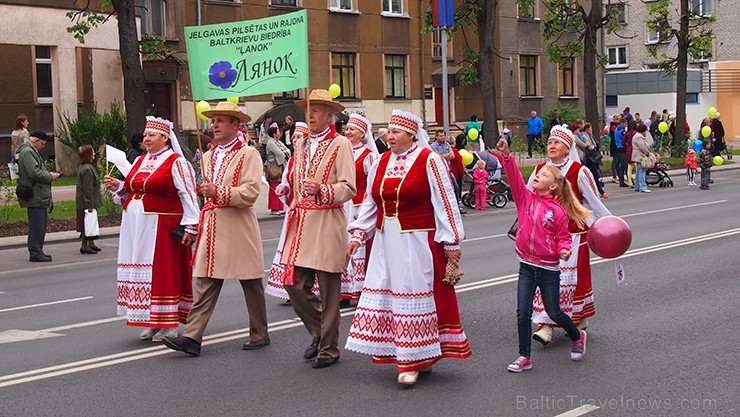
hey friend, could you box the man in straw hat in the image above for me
[275,89,356,368]
[163,101,270,356]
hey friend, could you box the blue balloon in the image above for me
[693,140,703,152]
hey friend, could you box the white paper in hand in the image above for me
[105,145,132,177]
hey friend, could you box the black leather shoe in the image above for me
[89,245,102,252]
[339,299,351,308]
[162,336,201,356]
[303,336,320,360]
[242,336,270,350]
[29,255,52,262]
[80,247,97,254]
[312,356,339,369]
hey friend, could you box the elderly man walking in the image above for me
[276,89,356,369]
[163,101,269,356]
[16,131,60,262]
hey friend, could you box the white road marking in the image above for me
[0,330,64,344]
[553,405,600,417]
[0,296,93,313]
[41,317,127,333]
[0,258,115,277]
[620,200,726,218]
[1,227,738,387]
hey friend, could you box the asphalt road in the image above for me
[0,170,738,417]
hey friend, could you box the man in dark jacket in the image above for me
[711,113,725,157]
[16,131,60,262]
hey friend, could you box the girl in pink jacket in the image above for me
[496,139,591,373]
[473,159,489,210]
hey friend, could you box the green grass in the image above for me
[52,176,78,187]
[1,201,118,223]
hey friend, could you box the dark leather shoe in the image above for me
[312,356,339,369]
[162,336,201,356]
[29,255,52,262]
[303,336,320,360]
[80,247,97,254]
[242,336,270,350]
[89,245,102,252]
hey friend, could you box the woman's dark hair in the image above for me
[623,107,631,112]
[455,133,467,150]
[584,122,592,130]
[15,114,28,130]
[628,120,637,131]
[267,126,279,137]
[569,123,581,133]
[470,114,478,121]
[77,144,95,164]
[635,123,648,133]
[130,133,144,148]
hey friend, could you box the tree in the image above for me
[646,0,714,146]
[424,1,500,146]
[520,0,626,131]
[66,0,147,139]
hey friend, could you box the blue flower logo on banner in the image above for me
[209,61,237,89]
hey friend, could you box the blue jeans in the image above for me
[516,263,580,358]
[635,163,648,191]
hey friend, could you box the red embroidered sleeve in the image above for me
[215,185,230,206]
[317,183,335,205]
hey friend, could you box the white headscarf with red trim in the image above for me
[346,113,378,154]
[387,109,431,150]
[144,116,183,157]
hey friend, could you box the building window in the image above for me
[331,53,356,99]
[605,95,618,107]
[35,46,53,104]
[329,0,353,11]
[385,54,406,98]
[692,0,712,16]
[137,0,168,36]
[606,3,627,24]
[432,27,452,59]
[519,55,537,97]
[518,0,535,19]
[606,46,628,68]
[558,59,575,97]
[646,27,660,44]
[691,48,712,62]
[686,93,699,104]
[272,0,298,6]
[383,0,403,15]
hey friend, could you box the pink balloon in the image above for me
[644,119,651,128]
[587,216,632,259]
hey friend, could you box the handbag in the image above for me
[507,218,518,241]
[15,183,33,200]
[443,259,464,286]
[170,225,186,242]
[264,162,283,182]
[83,209,100,239]
[641,154,656,169]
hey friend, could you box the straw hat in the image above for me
[296,89,345,112]
[202,101,251,123]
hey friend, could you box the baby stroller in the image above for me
[645,160,674,188]
[460,151,510,208]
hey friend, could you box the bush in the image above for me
[544,103,586,133]
[55,101,128,168]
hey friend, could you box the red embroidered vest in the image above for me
[352,147,373,206]
[535,161,587,234]
[372,148,435,232]
[124,153,183,214]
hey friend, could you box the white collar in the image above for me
[217,136,240,150]
[394,144,419,157]
[310,127,331,142]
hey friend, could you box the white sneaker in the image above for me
[152,328,178,342]
[139,328,159,340]
[397,371,419,385]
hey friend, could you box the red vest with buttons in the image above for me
[372,147,435,231]
[535,161,587,234]
[352,147,373,206]
[123,152,183,214]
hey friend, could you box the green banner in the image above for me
[185,10,309,100]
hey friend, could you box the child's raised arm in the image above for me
[497,139,528,207]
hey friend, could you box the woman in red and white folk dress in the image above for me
[345,110,471,386]
[104,117,199,342]
[340,114,378,302]
[265,123,320,302]
[527,125,611,345]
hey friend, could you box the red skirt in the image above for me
[268,181,283,211]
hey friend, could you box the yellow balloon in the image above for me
[707,107,717,118]
[468,128,479,141]
[328,84,341,99]
[227,96,239,104]
[196,101,210,121]
[462,152,474,166]
[713,156,724,166]
[658,121,668,134]
[701,125,711,138]
[459,149,468,156]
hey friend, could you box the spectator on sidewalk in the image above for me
[11,114,30,160]
[17,131,60,262]
[75,144,103,254]
[527,111,544,158]
[465,115,482,151]
[711,113,725,157]
[126,133,146,164]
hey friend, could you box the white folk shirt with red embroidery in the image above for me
[305,127,332,175]
[349,145,465,250]
[210,136,241,182]
[353,142,378,174]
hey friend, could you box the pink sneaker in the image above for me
[507,356,533,373]
[571,330,587,361]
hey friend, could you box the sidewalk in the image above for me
[2,160,737,251]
